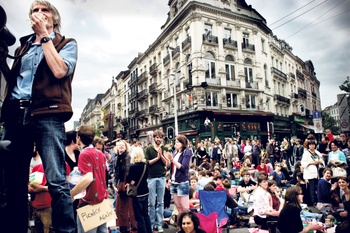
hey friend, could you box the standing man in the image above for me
[0,1,77,232]
[251,140,261,167]
[71,125,108,232]
[318,136,330,165]
[223,138,234,170]
[145,130,170,233]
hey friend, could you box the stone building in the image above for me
[80,0,322,145]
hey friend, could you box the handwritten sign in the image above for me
[77,199,117,232]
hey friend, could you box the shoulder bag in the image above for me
[127,164,146,197]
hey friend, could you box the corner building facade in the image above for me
[116,0,321,145]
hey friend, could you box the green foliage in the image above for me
[95,129,102,137]
[322,111,339,133]
[339,76,350,92]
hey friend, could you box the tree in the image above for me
[339,76,350,92]
[322,111,339,134]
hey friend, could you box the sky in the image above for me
[1,0,349,130]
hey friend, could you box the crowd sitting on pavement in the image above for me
[23,127,350,233]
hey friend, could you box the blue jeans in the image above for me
[308,178,318,204]
[1,109,76,233]
[77,215,107,233]
[148,177,166,228]
[132,195,152,233]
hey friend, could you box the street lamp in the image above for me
[169,47,178,136]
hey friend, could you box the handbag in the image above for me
[331,167,347,178]
[127,164,146,197]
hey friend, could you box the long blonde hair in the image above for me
[115,140,130,154]
[131,147,146,163]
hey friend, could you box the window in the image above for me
[187,63,192,84]
[246,95,256,109]
[226,93,238,108]
[206,91,218,107]
[224,28,231,39]
[244,59,253,85]
[244,68,253,85]
[187,55,192,84]
[261,38,265,52]
[225,55,235,81]
[205,52,216,79]
[204,24,212,35]
[243,33,249,47]
[264,64,268,86]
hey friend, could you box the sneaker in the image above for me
[152,225,158,233]
[157,226,164,233]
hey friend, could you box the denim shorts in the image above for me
[170,181,189,196]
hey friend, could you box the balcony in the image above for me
[227,79,241,88]
[172,46,180,58]
[245,81,258,89]
[274,94,291,105]
[296,70,305,80]
[202,34,218,44]
[149,63,158,76]
[182,36,191,50]
[149,83,158,94]
[289,72,296,79]
[121,118,129,126]
[205,78,221,85]
[298,87,307,99]
[271,67,287,81]
[128,76,138,86]
[163,54,170,65]
[312,92,317,98]
[137,71,148,84]
[241,43,255,52]
[149,104,158,114]
[129,126,138,134]
[223,38,238,49]
[129,108,137,116]
[136,109,148,118]
[129,91,138,100]
[137,89,148,100]
[291,92,298,103]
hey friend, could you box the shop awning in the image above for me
[298,123,315,130]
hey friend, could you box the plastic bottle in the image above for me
[238,196,243,206]
[68,167,86,199]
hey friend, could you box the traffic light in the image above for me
[167,127,174,140]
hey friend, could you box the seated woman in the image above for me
[328,140,347,166]
[256,159,268,175]
[277,186,325,233]
[189,187,200,211]
[270,162,290,189]
[316,168,338,213]
[176,210,206,233]
[328,176,350,223]
[295,172,312,207]
[290,161,302,185]
[264,157,274,175]
[252,173,280,230]
[267,180,284,214]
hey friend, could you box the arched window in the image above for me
[244,58,253,86]
[264,64,268,86]
[225,55,235,81]
[244,58,252,65]
[205,51,216,79]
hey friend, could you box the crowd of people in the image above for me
[23,125,350,233]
